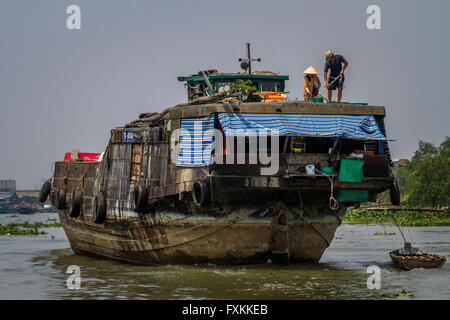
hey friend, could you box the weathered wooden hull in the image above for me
[58,207,344,264]
[50,158,351,264]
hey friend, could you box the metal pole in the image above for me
[318,74,342,96]
[246,42,251,75]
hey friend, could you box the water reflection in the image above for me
[1,212,448,299]
[41,251,375,300]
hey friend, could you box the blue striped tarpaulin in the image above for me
[217,113,387,140]
[176,115,215,167]
[364,116,393,163]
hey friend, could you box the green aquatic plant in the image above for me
[45,218,61,226]
[344,209,450,226]
[382,290,414,298]
[0,223,46,236]
[0,220,62,236]
[374,231,396,236]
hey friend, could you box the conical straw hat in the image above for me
[303,66,318,75]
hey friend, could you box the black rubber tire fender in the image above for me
[39,181,51,203]
[390,178,400,206]
[56,189,66,210]
[70,189,82,218]
[131,184,149,213]
[94,192,107,224]
[192,180,210,208]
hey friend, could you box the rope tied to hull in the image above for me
[314,168,338,210]
[48,173,55,193]
[96,139,112,195]
[77,169,87,194]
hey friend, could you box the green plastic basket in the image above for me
[310,96,324,103]
[320,167,334,174]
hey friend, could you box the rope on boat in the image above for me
[314,168,338,210]
[391,214,412,248]
[83,207,264,251]
[307,222,330,247]
[279,201,333,247]
[48,172,55,193]
[77,169,87,194]
[407,227,414,244]
[331,211,342,225]
[96,138,112,195]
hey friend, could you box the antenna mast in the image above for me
[238,42,261,76]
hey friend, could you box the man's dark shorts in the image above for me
[328,75,345,90]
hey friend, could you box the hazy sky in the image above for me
[1,0,449,189]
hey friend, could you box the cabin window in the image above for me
[214,81,233,93]
[187,82,207,101]
[261,80,283,92]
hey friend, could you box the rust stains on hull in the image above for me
[58,208,342,265]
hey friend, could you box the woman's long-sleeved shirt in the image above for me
[303,75,321,100]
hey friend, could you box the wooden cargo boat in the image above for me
[40,66,399,265]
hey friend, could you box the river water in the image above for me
[0,212,448,300]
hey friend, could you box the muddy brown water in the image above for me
[0,212,448,299]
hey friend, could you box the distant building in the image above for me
[392,159,410,167]
[0,179,16,200]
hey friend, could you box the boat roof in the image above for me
[0,193,14,200]
[165,101,386,119]
[178,70,289,82]
[124,101,386,128]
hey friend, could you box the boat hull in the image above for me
[58,207,344,265]
[390,252,446,270]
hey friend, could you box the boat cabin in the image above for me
[177,69,289,102]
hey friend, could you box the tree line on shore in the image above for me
[394,136,449,209]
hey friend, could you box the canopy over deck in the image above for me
[217,113,386,140]
[175,110,390,167]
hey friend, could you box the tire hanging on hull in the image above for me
[192,180,210,208]
[39,180,51,203]
[390,178,400,205]
[56,189,66,210]
[94,192,107,223]
[131,184,149,213]
[70,189,82,218]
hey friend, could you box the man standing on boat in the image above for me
[324,50,348,103]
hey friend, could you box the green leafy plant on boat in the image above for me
[229,79,261,102]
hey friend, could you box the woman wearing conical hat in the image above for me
[303,66,321,101]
